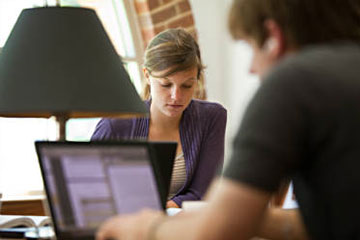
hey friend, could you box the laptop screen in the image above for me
[36,141,163,236]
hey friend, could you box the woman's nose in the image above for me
[170,86,181,100]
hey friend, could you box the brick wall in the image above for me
[134,0,196,46]
[134,0,206,99]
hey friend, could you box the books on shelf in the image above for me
[0,215,51,228]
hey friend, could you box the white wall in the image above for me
[189,0,260,162]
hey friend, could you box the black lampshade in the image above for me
[0,7,148,118]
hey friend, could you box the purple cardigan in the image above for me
[91,99,227,207]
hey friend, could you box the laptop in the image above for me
[35,140,176,240]
[147,141,177,206]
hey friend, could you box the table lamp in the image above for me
[0,7,148,140]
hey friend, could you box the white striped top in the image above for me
[168,152,187,199]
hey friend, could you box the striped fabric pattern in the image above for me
[168,152,187,199]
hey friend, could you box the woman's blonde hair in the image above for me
[141,28,206,100]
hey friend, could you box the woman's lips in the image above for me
[167,104,183,109]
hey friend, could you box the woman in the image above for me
[91,28,227,208]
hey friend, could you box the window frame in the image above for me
[0,0,145,197]
[120,0,145,91]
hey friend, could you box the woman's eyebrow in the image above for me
[185,77,197,82]
[158,76,196,83]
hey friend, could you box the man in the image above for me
[96,0,360,239]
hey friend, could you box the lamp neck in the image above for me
[55,115,68,141]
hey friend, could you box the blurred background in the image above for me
[0,0,259,197]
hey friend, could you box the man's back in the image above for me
[287,42,360,239]
[225,41,360,239]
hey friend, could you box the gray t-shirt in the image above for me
[223,42,360,239]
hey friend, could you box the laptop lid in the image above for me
[35,141,171,239]
[147,141,177,206]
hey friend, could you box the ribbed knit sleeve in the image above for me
[91,101,150,141]
[171,100,227,207]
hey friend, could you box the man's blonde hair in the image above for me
[228,0,360,48]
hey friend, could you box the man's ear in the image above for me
[143,68,151,84]
[263,19,286,58]
[263,38,277,52]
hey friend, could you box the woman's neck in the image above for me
[149,105,182,154]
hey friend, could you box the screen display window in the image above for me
[40,145,162,231]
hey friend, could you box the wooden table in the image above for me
[1,195,46,216]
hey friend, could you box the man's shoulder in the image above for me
[276,42,360,74]
[264,42,360,90]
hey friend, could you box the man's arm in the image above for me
[175,178,272,240]
[96,178,308,240]
[159,179,309,240]
[257,207,309,240]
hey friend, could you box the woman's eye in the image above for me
[161,84,172,88]
[182,85,193,89]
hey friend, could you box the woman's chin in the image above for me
[164,110,183,118]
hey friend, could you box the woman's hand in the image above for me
[166,200,180,208]
[96,209,164,240]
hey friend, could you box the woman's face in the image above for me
[145,67,198,118]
